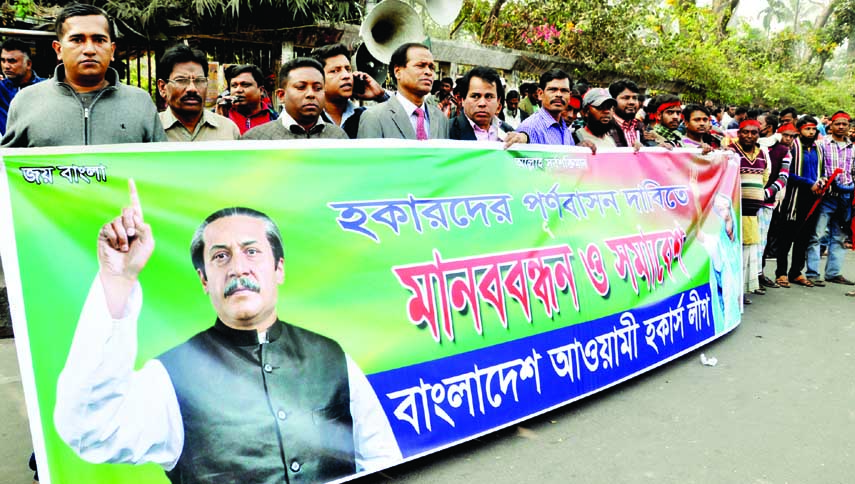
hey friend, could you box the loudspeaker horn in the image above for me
[360,0,425,64]
[421,0,464,26]
[354,43,389,85]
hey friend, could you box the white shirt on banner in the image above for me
[54,277,401,472]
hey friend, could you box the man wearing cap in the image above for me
[805,111,855,286]
[775,116,826,287]
[649,94,684,148]
[575,88,617,149]
[730,119,774,303]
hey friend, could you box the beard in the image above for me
[614,107,635,121]
[587,119,612,137]
[799,134,817,144]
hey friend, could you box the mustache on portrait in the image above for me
[224,277,261,297]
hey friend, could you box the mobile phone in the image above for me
[353,74,366,96]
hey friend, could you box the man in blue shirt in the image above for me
[516,69,578,146]
[0,38,44,134]
[775,116,826,287]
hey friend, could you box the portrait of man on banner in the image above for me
[697,190,743,332]
[53,180,401,484]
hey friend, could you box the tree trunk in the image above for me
[712,0,740,37]
[793,0,801,34]
[814,0,839,30]
[805,0,839,64]
[848,24,855,60]
[479,0,508,44]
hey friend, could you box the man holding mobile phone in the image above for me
[312,43,389,138]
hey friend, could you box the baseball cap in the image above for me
[582,88,616,109]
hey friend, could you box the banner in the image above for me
[0,141,741,484]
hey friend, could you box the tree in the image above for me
[759,0,794,36]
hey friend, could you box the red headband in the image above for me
[832,112,851,122]
[801,123,817,129]
[739,119,761,130]
[777,123,797,134]
[568,97,582,110]
[656,101,681,114]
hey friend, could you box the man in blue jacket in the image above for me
[0,38,44,135]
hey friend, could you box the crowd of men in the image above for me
[0,3,853,312]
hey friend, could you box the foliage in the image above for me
[16,0,360,34]
[456,0,855,114]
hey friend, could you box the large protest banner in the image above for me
[0,141,741,484]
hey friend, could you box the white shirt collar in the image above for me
[280,109,324,130]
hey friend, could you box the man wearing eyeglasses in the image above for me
[157,44,239,142]
[2,3,166,147]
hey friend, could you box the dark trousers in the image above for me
[776,196,818,278]
[763,210,780,267]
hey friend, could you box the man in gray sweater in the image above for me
[1,3,165,147]
[242,57,347,140]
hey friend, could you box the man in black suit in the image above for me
[449,66,527,146]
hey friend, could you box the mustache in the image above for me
[224,277,260,297]
[182,93,203,102]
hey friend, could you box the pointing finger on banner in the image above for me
[129,178,144,221]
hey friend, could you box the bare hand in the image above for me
[98,179,154,282]
[354,72,386,100]
[503,132,529,149]
[578,139,597,155]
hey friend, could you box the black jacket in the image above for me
[449,114,515,141]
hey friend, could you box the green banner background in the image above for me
[0,142,740,483]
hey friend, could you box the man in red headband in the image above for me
[805,111,855,286]
[649,94,683,148]
[776,116,826,287]
[731,119,773,303]
[757,121,794,288]
[561,92,582,128]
